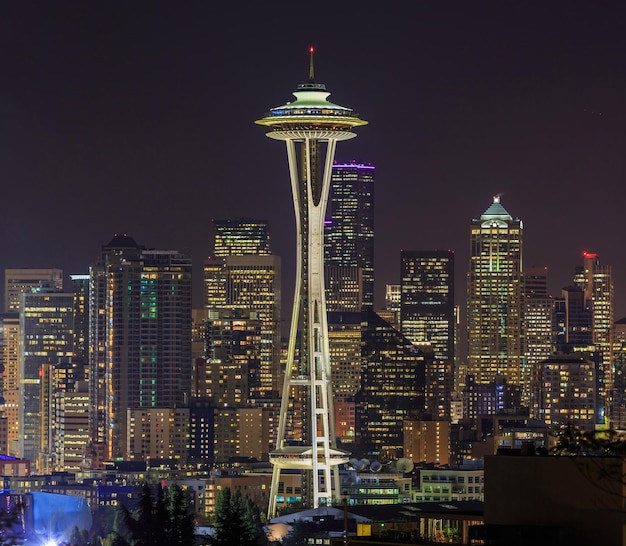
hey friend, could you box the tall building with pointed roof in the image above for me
[467,196,524,396]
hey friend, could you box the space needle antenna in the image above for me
[309,46,315,82]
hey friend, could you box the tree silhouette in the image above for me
[105,483,196,546]
[211,487,259,546]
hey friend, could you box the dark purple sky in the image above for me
[2,2,626,321]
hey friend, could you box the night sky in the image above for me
[2,2,626,325]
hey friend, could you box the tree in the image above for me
[552,424,626,456]
[166,485,195,546]
[282,519,308,546]
[211,487,259,546]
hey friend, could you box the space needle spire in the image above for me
[256,50,367,517]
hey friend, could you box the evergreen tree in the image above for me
[166,485,195,546]
[211,487,258,546]
[282,519,308,546]
[134,484,158,546]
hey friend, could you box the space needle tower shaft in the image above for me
[256,49,367,517]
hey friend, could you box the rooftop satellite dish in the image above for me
[352,459,366,471]
[370,461,382,473]
[348,458,361,470]
[396,458,414,474]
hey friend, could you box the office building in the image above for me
[127,407,190,463]
[20,287,74,470]
[463,374,521,420]
[203,255,281,398]
[324,265,362,312]
[212,218,271,258]
[356,310,426,459]
[573,252,613,422]
[325,162,375,310]
[467,196,524,388]
[533,353,597,431]
[523,267,554,405]
[0,314,20,456]
[203,308,262,405]
[403,420,450,466]
[327,312,362,398]
[385,284,401,314]
[89,234,192,460]
[4,269,63,313]
[401,250,455,362]
[256,51,367,515]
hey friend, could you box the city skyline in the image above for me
[2,2,626,322]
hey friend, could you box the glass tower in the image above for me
[467,196,524,390]
[212,218,271,258]
[325,163,375,310]
[400,250,455,362]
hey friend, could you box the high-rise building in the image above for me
[0,313,20,456]
[523,267,554,405]
[356,310,426,459]
[325,162,375,310]
[203,309,262,405]
[127,407,190,463]
[385,284,401,314]
[467,196,524,390]
[41,358,89,472]
[403,420,450,466]
[256,50,367,515]
[4,268,63,313]
[554,285,592,347]
[327,312,362,446]
[574,252,613,422]
[89,234,192,460]
[19,286,74,470]
[327,312,362,398]
[612,318,626,428]
[324,265,362,312]
[533,354,597,431]
[212,218,271,258]
[203,255,281,399]
[400,250,455,363]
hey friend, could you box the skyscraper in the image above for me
[89,234,192,460]
[212,218,271,257]
[20,286,74,470]
[325,162,375,309]
[400,250,455,362]
[0,313,20,456]
[573,252,613,422]
[203,255,281,399]
[4,268,63,313]
[523,267,554,405]
[256,50,367,515]
[356,310,426,459]
[467,196,524,390]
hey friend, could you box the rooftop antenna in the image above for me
[309,46,315,82]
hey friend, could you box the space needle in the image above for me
[256,49,367,517]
